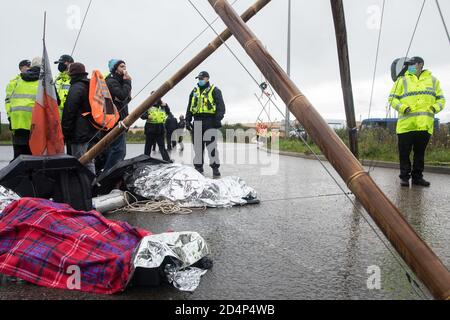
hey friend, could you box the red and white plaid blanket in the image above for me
[0,198,150,294]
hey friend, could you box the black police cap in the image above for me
[19,59,31,68]
[54,54,74,64]
[406,56,424,65]
[195,71,210,79]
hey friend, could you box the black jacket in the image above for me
[185,83,225,128]
[178,118,186,129]
[106,72,132,121]
[61,75,96,143]
[140,102,173,135]
[165,115,178,134]
[21,66,40,82]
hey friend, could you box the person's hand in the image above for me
[123,70,132,81]
[214,118,222,129]
[161,102,167,107]
[404,107,411,114]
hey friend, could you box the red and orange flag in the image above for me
[29,41,65,155]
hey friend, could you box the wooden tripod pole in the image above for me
[208,0,450,300]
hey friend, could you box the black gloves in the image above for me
[214,118,222,129]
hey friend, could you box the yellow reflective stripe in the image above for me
[398,112,434,120]
[399,91,437,99]
[432,76,437,91]
[10,94,36,100]
[11,106,33,112]
[390,103,402,111]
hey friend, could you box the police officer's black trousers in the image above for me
[12,144,32,160]
[145,133,170,162]
[166,131,177,150]
[397,131,431,181]
[12,130,31,160]
[192,121,220,170]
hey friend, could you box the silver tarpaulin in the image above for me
[0,185,19,212]
[127,163,258,208]
[165,265,208,292]
[133,232,210,292]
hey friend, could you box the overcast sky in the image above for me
[1,0,449,126]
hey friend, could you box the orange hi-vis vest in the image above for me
[86,70,119,131]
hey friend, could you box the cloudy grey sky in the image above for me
[1,0,449,126]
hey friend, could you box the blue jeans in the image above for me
[103,133,126,172]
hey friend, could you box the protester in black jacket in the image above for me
[103,59,132,172]
[177,115,186,152]
[165,115,178,151]
[62,62,96,173]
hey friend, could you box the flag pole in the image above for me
[43,11,47,42]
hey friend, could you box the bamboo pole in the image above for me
[79,0,271,165]
[330,0,359,159]
[208,0,450,300]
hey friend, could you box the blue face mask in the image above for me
[408,66,417,74]
[198,79,206,87]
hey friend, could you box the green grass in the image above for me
[275,127,450,167]
[277,138,321,155]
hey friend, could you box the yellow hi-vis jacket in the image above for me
[55,71,71,118]
[5,75,21,118]
[190,85,216,115]
[148,106,168,124]
[8,78,38,131]
[388,70,445,135]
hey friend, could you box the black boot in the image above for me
[212,168,221,178]
[412,178,430,187]
[195,166,204,174]
[400,179,409,187]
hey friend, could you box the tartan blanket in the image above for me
[0,197,150,294]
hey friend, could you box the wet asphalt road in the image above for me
[0,143,449,300]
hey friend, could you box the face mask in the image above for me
[408,66,417,74]
[58,63,67,72]
[198,79,206,87]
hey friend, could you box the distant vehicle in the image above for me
[360,118,440,133]
[289,128,308,140]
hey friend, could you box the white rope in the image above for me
[111,192,206,215]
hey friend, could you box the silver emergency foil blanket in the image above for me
[133,232,210,292]
[165,265,208,292]
[127,163,258,208]
[0,185,20,212]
